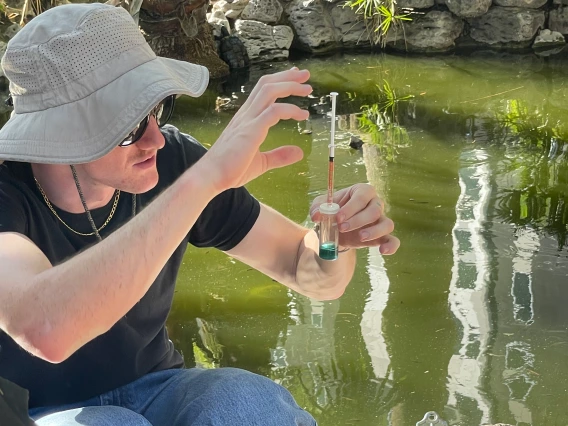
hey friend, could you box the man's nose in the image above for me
[135,117,165,151]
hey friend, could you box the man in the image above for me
[0,3,399,426]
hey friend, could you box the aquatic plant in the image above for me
[490,99,568,249]
[357,80,414,161]
[343,0,412,48]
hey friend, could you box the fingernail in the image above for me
[340,223,349,232]
[360,231,369,240]
[290,66,299,70]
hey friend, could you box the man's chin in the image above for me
[126,172,159,195]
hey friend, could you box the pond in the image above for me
[166,52,568,426]
[2,50,567,425]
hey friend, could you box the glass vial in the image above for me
[318,202,340,261]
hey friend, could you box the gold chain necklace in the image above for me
[34,177,120,237]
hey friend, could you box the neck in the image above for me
[31,163,116,214]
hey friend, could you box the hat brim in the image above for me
[0,56,209,164]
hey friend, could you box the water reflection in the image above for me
[445,148,492,425]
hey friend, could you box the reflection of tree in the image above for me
[357,80,414,162]
[490,100,568,250]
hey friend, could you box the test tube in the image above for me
[318,202,340,261]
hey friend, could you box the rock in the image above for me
[533,29,566,48]
[241,0,283,24]
[446,0,492,18]
[533,29,566,56]
[534,45,566,56]
[387,11,464,52]
[468,6,545,46]
[397,0,435,7]
[285,0,338,53]
[212,0,249,19]
[553,0,568,4]
[493,0,547,7]
[208,11,231,39]
[350,135,364,150]
[219,31,250,69]
[550,7,568,35]
[3,24,21,40]
[330,4,370,48]
[235,20,294,62]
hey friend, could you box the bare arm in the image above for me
[227,204,356,301]
[227,185,400,300]
[0,166,216,363]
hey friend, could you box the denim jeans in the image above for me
[28,367,316,426]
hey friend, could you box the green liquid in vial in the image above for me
[319,242,338,260]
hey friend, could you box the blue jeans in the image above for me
[29,368,316,426]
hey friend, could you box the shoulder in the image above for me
[0,162,32,234]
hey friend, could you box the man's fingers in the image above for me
[337,185,381,224]
[354,216,395,242]
[246,69,311,106]
[262,146,304,172]
[253,103,310,131]
[339,199,384,233]
[242,82,313,119]
[377,235,400,255]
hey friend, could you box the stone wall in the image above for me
[208,0,568,64]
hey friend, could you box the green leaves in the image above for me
[343,0,413,47]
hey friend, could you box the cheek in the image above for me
[87,152,129,182]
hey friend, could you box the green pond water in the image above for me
[166,53,568,426]
[3,51,568,425]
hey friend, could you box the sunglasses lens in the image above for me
[132,117,149,142]
[158,95,175,127]
[119,95,176,146]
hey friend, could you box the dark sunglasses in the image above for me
[119,95,176,147]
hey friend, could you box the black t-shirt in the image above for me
[0,125,260,409]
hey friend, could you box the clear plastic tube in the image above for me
[318,202,340,261]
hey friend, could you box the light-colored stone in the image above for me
[235,20,294,61]
[494,0,547,6]
[387,10,463,52]
[550,7,568,34]
[273,25,295,49]
[397,0,435,8]
[285,0,337,53]
[208,13,231,39]
[533,29,566,48]
[213,0,249,20]
[446,0,492,18]
[241,0,283,24]
[468,6,545,45]
[330,3,370,48]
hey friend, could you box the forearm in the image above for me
[14,161,217,363]
[293,230,357,300]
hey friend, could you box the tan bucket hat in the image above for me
[0,2,209,164]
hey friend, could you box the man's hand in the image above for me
[310,184,400,255]
[198,68,312,193]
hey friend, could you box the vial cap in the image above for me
[319,202,340,215]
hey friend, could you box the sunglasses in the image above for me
[119,95,176,147]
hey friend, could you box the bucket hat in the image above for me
[0,2,209,164]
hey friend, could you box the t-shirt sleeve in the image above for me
[0,180,27,235]
[161,126,260,251]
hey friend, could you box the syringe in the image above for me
[319,92,340,261]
